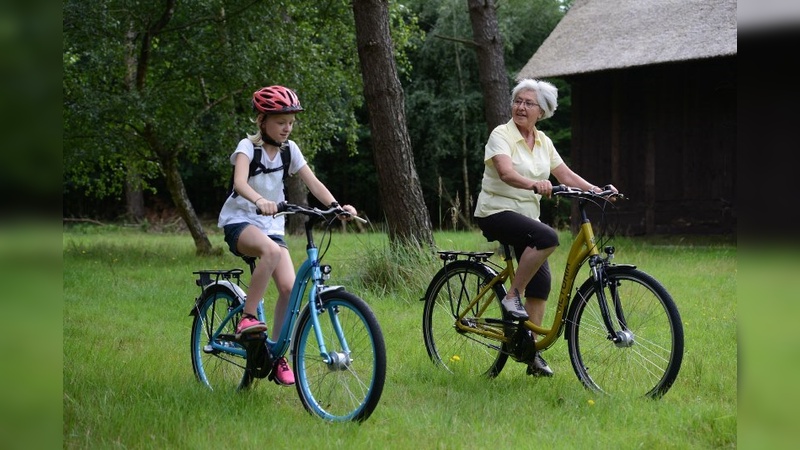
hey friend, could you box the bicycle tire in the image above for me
[422,260,510,378]
[190,288,256,391]
[566,266,684,398]
[292,290,386,422]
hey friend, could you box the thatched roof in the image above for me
[517,0,737,80]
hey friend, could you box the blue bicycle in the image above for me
[190,202,386,422]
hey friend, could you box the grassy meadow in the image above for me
[63,224,737,449]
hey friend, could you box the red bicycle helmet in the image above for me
[252,85,304,114]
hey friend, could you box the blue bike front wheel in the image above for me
[292,290,386,422]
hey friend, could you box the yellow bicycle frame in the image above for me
[453,221,601,351]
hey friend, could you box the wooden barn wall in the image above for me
[567,57,736,235]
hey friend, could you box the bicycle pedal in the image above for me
[509,328,537,362]
[244,339,273,379]
[235,331,267,342]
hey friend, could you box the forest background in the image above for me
[62,0,570,241]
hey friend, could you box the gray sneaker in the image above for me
[526,353,554,377]
[501,295,529,319]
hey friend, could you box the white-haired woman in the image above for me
[473,78,617,377]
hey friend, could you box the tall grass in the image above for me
[63,225,736,449]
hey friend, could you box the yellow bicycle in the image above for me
[421,186,684,398]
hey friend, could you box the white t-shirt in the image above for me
[217,138,306,235]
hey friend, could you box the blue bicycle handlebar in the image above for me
[274,201,368,223]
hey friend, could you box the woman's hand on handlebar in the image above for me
[551,184,624,200]
[600,184,619,195]
[530,179,554,197]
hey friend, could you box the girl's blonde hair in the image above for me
[246,114,267,146]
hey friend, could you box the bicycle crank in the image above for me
[241,332,273,379]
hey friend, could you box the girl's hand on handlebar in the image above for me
[255,198,278,216]
[337,204,358,221]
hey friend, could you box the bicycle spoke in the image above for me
[422,260,509,378]
[567,268,683,398]
[293,292,385,422]
[191,290,250,391]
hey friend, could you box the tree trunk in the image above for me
[467,0,510,131]
[285,174,308,235]
[128,1,213,255]
[160,151,215,255]
[123,20,145,223]
[453,20,473,227]
[352,0,434,248]
[124,169,145,222]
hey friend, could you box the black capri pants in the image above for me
[474,210,559,300]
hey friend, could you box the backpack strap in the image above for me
[253,143,290,178]
[249,146,267,177]
[280,142,291,180]
[229,143,291,198]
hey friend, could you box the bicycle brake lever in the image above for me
[332,208,368,224]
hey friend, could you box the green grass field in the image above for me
[62,225,737,449]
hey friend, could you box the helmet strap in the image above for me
[258,118,286,147]
[262,134,283,147]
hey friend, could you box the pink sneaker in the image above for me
[236,315,267,334]
[273,357,295,386]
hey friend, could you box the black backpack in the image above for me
[229,142,291,198]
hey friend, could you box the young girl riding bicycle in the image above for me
[217,85,358,386]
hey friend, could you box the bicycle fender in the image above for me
[188,280,246,316]
[421,260,499,302]
[320,285,345,295]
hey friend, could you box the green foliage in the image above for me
[354,236,439,297]
[62,0,576,230]
[63,0,429,224]
[402,0,569,229]
[501,0,566,71]
[63,0,370,202]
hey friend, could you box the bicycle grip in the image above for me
[256,201,288,216]
[276,201,289,213]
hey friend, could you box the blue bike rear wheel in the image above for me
[190,288,255,391]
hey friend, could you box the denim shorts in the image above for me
[223,222,287,257]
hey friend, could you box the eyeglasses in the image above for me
[513,99,540,110]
